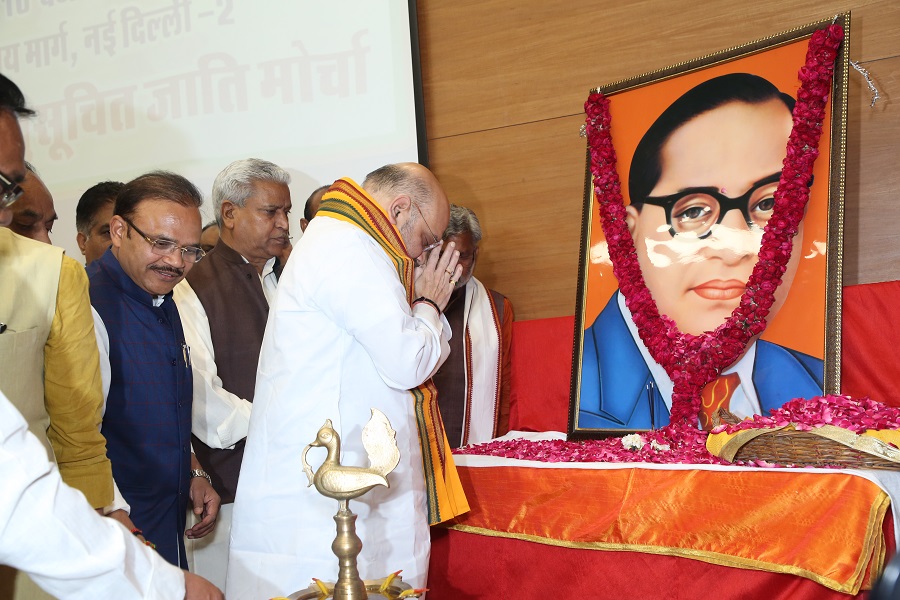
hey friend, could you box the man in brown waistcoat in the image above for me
[173,158,292,588]
[432,204,514,448]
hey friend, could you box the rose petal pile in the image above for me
[710,394,900,434]
[459,395,899,466]
[458,423,729,465]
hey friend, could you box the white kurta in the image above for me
[226,217,451,600]
[0,390,185,600]
[172,255,279,450]
[460,277,503,446]
[173,255,279,591]
[90,308,131,517]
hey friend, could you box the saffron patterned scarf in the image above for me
[317,177,469,525]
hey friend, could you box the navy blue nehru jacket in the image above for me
[88,248,193,567]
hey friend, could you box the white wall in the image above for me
[2,0,421,258]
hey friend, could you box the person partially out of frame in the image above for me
[579,73,824,431]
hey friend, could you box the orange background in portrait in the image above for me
[583,37,829,359]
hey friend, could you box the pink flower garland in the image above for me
[583,24,844,432]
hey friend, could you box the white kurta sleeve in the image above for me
[0,392,186,600]
[91,306,111,402]
[174,280,253,449]
[91,310,131,516]
[104,479,132,516]
[312,233,450,391]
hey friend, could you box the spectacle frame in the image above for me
[0,171,24,210]
[122,216,206,264]
[639,172,812,239]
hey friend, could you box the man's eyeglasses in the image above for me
[123,216,206,264]
[640,172,812,239]
[413,202,442,254]
[0,171,24,210]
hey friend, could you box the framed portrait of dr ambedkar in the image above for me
[568,16,849,439]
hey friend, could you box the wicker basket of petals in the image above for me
[706,396,900,470]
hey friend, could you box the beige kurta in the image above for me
[0,228,112,599]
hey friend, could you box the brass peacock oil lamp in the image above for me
[277,409,424,600]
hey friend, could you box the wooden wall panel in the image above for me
[418,0,900,320]
[419,0,899,137]
[428,115,586,318]
[844,56,900,285]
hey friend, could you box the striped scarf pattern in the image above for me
[318,177,469,525]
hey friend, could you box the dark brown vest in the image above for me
[432,285,506,448]
[186,240,280,503]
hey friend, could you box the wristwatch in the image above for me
[190,469,212,486]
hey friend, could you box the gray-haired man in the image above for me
[433,204,514,448]
[173,158,292,588]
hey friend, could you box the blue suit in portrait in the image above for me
[577,293,825,430]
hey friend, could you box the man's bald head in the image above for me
[363,163,445,208]
[362,162,450,260]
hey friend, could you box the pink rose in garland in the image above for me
[578,25,844,442]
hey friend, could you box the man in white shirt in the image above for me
[0,388,225,600]
[432,205,514,448]
[226,163,466,600]
[173,158,292,589]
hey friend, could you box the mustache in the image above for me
[150,265,184,277]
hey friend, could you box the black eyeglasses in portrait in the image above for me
[640,172,813,239]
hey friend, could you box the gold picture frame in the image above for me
[569,15,849,439]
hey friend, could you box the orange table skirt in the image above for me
[444,463,892,594]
